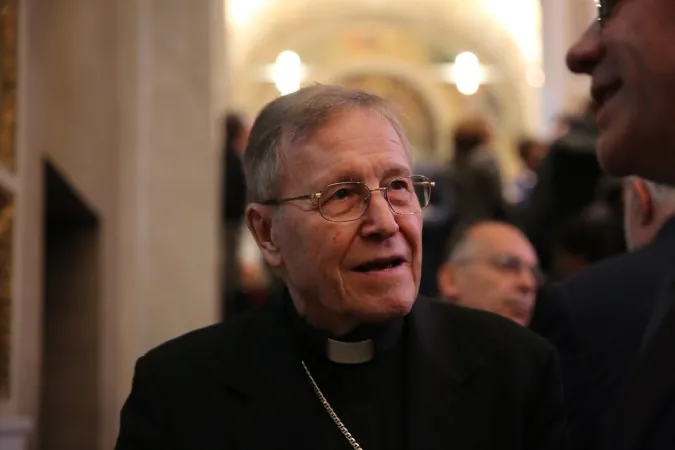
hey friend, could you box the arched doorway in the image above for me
[340,73,437,157]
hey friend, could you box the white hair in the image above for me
[243,84,413,204]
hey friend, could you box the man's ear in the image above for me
[437,262,460,302]
[245,204,283,269]
[630,179,655,226]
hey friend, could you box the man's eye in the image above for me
[332,188,352,200]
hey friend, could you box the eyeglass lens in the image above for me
[492,254,543,285]
[596,0,615,26]
[318,176,431,222]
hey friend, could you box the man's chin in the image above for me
[597,128,637,178]
[598,130,673,184]
[353,296,416,323]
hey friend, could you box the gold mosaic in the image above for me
[0,0,16,399]
[0,0,17,172]
[0,186,12,399]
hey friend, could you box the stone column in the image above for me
[115,0,226,436]
[1,0,225,448]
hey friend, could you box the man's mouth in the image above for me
[591,80,622,108]
[353,257,405,273]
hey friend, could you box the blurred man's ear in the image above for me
[629,178,655,226]
[437,262,461,302]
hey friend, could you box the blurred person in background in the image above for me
[437,221,540,327]
[533,0,675,446]
[222,112,250,321]
[447,116,510,230]
[116,85,569,450]
[523,102,607,276]
[511,137,548,207]
[550,198,625,280]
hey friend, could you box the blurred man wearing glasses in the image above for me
[531,2,675,450]
[116,85,568,450]
[438,222,541,327]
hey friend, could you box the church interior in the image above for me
[0,0,594,448]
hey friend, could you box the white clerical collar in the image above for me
[326,338,374,364]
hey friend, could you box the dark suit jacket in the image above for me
[115,296,569,450]
[598,272,675,450]
[530,217,675,450]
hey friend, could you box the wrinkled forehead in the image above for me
[294,108,410,153]
[281,109,413,186]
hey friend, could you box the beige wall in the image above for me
[2,0,225,449]
[8,0,118,441]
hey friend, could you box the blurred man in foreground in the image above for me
[533,2,675,447]
[532,176,675,450]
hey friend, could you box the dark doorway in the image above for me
[39,160,100,450]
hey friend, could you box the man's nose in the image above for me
[516,268,537,293]
[360,191,399,239]
[566,23,604,75]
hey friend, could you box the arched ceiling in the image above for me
[223,0,545,167]
[226,0,542,71]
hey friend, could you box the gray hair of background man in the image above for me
[243,84,413,204]
[445,221,539,272]
[447,227,478,263]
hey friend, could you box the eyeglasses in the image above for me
[260,175,435,223]
[456,254,544,286]
[595,0,616,28]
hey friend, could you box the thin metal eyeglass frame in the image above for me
[595,0,614,28]
[453,255,544,286]
[259,175,435,223]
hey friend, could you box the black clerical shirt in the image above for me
[286,298,406,450]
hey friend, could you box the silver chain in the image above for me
[301,360,364,450]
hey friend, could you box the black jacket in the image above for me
[531,217,675,450]
[116,296,569,450]
[598,270,675,450]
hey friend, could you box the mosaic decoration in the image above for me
[0,186,13,399]
[340,74,436,156]
[0,0,15,398]
[0,0,17,172]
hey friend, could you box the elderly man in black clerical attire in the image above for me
[115,85,569,450]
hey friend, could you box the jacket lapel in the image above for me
[406,297,487,450]
[602,273,675,450]
[222,298,317,449]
